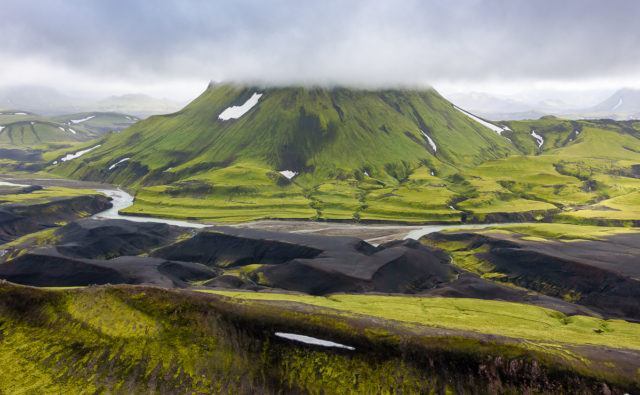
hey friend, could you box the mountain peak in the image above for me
[56,83,516,197]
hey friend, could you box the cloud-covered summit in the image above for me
[1,0,639,100]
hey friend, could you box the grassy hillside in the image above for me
[51,84,520,222]
[0,283,637,393]
[207,290,640,350]
[0,111,137,149]
[46,84,640,224]
[0,111,139,175]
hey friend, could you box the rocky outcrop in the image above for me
[427,231,640,321]
[153,226,457,294]
[0,194,111,243]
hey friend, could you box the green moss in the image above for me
[0,284,637,392]
[205,291,640,351]
[66,290,161,338]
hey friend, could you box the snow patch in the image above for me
[275,332,355,350]
[68,128,77,135]
[454,106,509,135]
[108,157,130,170]
[53,161,58,165]
[612,98,623,111]
[29,121,35,125]
[0,126,4,133]
[218,92,263,120]
[364,171,369,177]
[70,115,95,124]
[531,130,544,148]
[60,145,101,162]
[279,170,297,180]
[420,130,437,152]
[0,180,29,187]
[13,112,26,115]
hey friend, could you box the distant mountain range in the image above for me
[0,86,183,117]
[576,88,640,119]
[446,88,640,121]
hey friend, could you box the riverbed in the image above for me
[0,176,508,243]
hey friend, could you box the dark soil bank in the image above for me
[0,194,111,243]
[0,220,595,317]
[427,231,640,321]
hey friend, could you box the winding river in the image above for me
[91,189,209,228]
[91,189,502,241]
[1,176,506,241]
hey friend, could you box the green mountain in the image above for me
[0,111,139,172]
[57,83,518,175]
[0,111,138,149]
[52,83,522,221]
[50,84,640,224]
[52,112,139,134]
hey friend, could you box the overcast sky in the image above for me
[1,0,639,104]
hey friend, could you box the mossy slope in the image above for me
[0,283,638,393]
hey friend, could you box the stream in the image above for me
[91,188,504,241]
[1,176,510,241]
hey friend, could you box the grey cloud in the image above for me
[0,0,639,92]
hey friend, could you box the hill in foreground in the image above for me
[0,282,637,393]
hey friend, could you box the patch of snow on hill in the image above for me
[612,98,623,111]
[68,128,77,135]
[70,115,95,124]
[0,180,29,187]
[531,130,544,148]
[274,332,355,350]
[420,130,437,151]
[454,106,509,135]
[218,92,263,120]
[0,127,3,133]
[60,145,101,162]
[279,170,297,179]
[108,157,130,170]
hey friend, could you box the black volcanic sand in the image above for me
[149,225,594,315]
[0,219,213,287]
[426,231,640,321]
[0,218,622,318]
[0,194,111,243]
[53,219,191,259]
[153,226,457,294]
[0,250,217,287]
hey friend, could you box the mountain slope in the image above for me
[56,83,515,181]
[586,88,640,119]
[50,84,640,224]
[49,83,522,222]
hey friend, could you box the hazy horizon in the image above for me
[2,0,640,106]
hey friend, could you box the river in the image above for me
[90,188,504,243]
[1,176,509,242]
